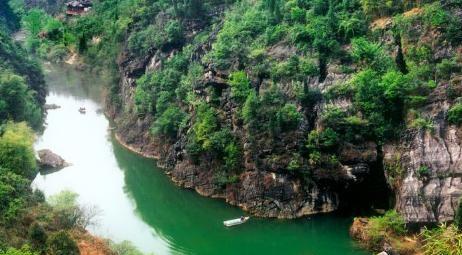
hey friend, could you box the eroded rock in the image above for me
[37,149,70,170]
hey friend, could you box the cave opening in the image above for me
[337,150,394,216]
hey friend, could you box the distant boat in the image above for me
[78,107,86,114]
[224,216,250,227]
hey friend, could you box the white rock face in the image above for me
[384,99,462,224]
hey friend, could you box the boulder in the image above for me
[37,149,70,170]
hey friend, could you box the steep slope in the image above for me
[63,0,462,223]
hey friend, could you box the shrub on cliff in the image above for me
[448,103,462,125]
[46,231,79,255]
[455,198,462,230]
[363,210,406,249]
[151,106,187,139]
[0,245,37,255]
[0,71,42,128]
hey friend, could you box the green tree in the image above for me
[229,71,251,104]
[151,105,186,138]
[0,122,36,179]
[0,71,42,127]
[47,231,79,255]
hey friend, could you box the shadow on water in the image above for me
[111,138,368,255]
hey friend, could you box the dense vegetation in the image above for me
[13,0,462,253]
[0,3,149,254]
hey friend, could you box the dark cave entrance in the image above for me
[337,151,393,216]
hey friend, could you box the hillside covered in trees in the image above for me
[12,0,462,253]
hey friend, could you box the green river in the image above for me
[32,64,368,255]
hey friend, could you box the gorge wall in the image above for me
[101,1,462,222]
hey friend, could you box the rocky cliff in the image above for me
[104,1,462,222]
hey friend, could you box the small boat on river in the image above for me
[224,216,250,227]
[78,107,86,114]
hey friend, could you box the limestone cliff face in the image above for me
[108,25,378,218]
[384,84,462,224]
[108,6,462,222]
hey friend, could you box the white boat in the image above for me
[223,216,250,227]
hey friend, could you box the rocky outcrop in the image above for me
[37,149,70,171]
[108,9,386,218]
[383,81,462,224]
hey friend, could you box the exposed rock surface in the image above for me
[105,5,388,219]
[111,46,380,218]
[107,3,462,223]
[384,88,462,224]
[37,149,70,170]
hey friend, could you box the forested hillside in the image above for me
[0,4,146,255]
[20,0,462,253]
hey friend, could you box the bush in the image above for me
[107,240,143,255]
[0,72,42,128]
[448,103,462,125]
[48,190,99,229]
[436,59,460,81]
[229,71,251,104]
[306,128,339,152]
[277,103,302,130]
[455,198,462,230]
[421,224,462,255]
[0,171,30,220]
[0,245,38,255]
[351,37,393,73]
[151,106,186,138]
[366,210,406,247]
[0,122,36,179]
[29,223,47,250]
[242,91,259,127]
[47,231,79,255]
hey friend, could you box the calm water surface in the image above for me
[32,64,368,255]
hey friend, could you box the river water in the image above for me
[32,64,368,255]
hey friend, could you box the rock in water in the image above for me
[37,149,70,171]
[44,104,61,110]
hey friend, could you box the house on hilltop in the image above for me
[65,0,92,16]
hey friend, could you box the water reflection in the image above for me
[33,63,367,255]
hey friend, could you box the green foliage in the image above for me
[0,245,38,255]
[207,3,270,69]
[306,128,339,152]
[0,27,46,114]
[242,91,259,127]
[0,122,36,179]
[421,224,462,255]
[28,223,47,251]
[229,71,251,104]
[128,20,183,57]
[0,71,42,128]
[48,190,78,211]
[436,59,460,81]
[151,105,186,138]
[47,190,98,229]
[366,210,406,247]
[352,69,412,140]
[351,37,393,73]
[0,171,30,223]
[46,231,79,255]
[277,103,302,130]
[455,198,462,230]
[417,165,430,178]
[448,103,462,125]
[108,240,144,255]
